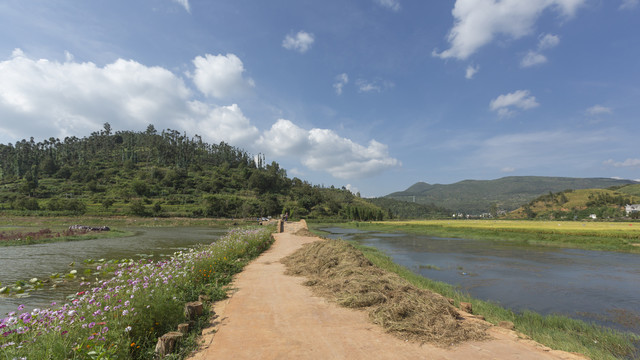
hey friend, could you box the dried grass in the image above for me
[281,239,488,346]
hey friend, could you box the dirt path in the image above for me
[190,221,586,360]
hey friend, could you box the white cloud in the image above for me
[333,73,349,95]
[520,50,547,67]
[257,119,401,179]
[185,103,259,146]
[538,33,560,49]
[433,0,584,60]
[375,0,401,12]
[465,64,479,79]
[172,0,191,13]
[282,31,315,53]
[189,53,255,99]
[490,90,539,116]
[620,0,639,10]
[356,79,393,93]
[0,49,400,180]
[604,159,640,168]
[0,49,193,141]
[345,184,360,195]
[521,34,559,67]
[586,105,613,116]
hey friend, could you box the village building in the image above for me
[625,204,640,215]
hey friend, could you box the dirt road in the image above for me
[190,221,586,359]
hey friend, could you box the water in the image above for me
[320,227,640,335]
[0,227,225,316]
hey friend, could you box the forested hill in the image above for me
[0,124,388,220]
[386,176,638,214]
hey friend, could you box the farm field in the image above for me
[336,220,640,253]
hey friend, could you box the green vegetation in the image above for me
[386,176,637,214]
[304,227,639,359]
[1,227,274,359]
[364,197,450,219]
[510,188,640,221]
[0,124,388,222]
[616,183,640,197]
[315,220,640,253]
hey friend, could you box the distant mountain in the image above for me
[385,176,639,214]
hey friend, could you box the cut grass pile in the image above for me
[281,239,488,346]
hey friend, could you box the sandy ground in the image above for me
[189,221,587,360]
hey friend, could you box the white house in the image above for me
[625,204,640,215]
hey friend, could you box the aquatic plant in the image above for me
[0,226,273,359]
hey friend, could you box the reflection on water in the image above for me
[0,227,225,316]
[320,227,640,335]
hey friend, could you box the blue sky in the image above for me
[0,0,639,196]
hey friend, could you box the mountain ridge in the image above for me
[386,176,639,214]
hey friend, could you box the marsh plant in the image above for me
[0,226,273,359]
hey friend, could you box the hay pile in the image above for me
[281,239,488,346]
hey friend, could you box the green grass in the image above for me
[0,215,256,247]
[347,240,639,360]
[1,226,275,359]
[321,221,640,253]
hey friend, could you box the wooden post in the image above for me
[177,323,189,334]
[184,301,203,320]
[155,331,183,358]
[277,220,284,233]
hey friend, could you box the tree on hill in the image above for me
[0,127,390,221]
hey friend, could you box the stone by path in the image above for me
[189,221,587,360]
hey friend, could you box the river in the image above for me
[320,227,640,335]
[0,227,225,317]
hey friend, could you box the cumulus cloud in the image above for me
[433,0,584,60]
[586,105,613,116]
[184,103,259,145]
[489,90,539,117]
[521,34,559,67]
[375,0,401,12]
[282,31,315,53]
[620,0,639,10]
[189,53,255,99]
[0,49,193,141]
[521,50,547,67]
[465,64,479,79]
[257,119,401,179]
[538,33,560,49]
[604,158,640,168]
[0,49,398,180]
[172,0,190,13]
[333,73,349,95]
[356,79,393,93]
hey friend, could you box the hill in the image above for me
[509,188,640,220]
[386,176,638,214]
[0,124,387,221]
[364,197,450,219]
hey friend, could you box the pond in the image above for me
[320,227,640,335]
[0,227,225,317]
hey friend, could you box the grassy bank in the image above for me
[326,220,640,253]
[0,216,256,247]
[0,226,274,359]
[308,224,640,359]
